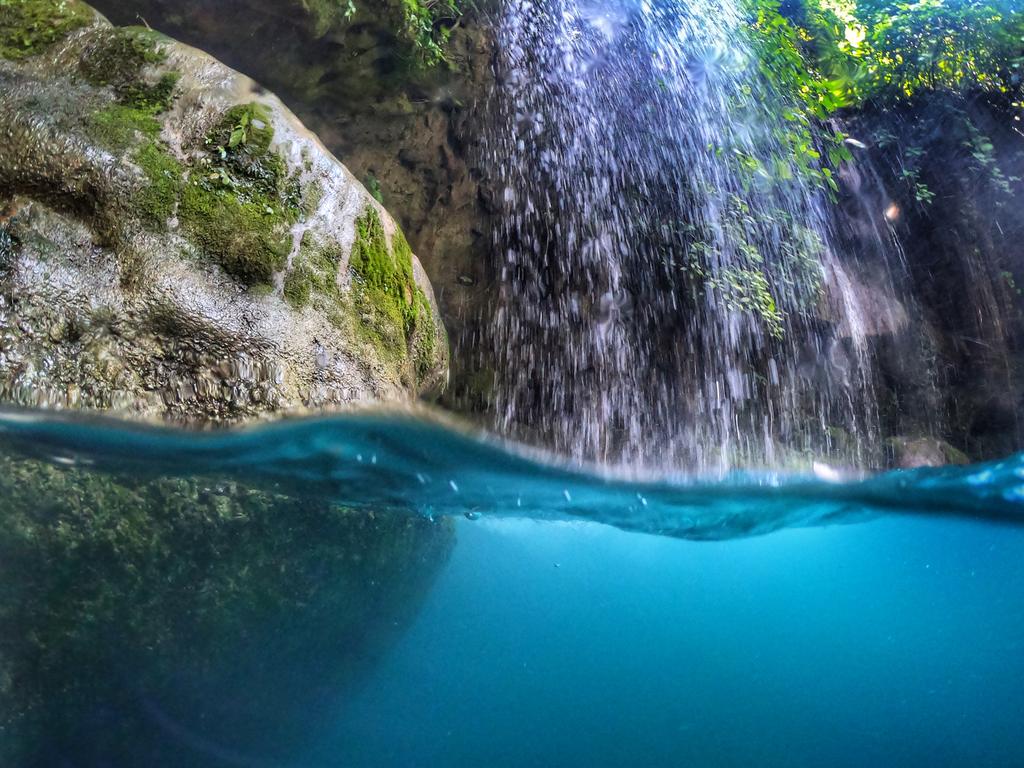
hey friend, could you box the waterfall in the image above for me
[483,0,891,471]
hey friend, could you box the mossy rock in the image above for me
[0,0,93,60]
[0,1,449,423]
[0,451,454,766]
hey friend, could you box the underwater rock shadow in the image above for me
[0,455,454,768]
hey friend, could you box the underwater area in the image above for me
[1,412,1024,766]
[1,0,1024,765]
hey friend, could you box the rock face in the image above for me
[89,0,498,414]
[0,0,449,424]
[836,94,1024,462]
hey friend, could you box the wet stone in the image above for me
[0,1,449,425]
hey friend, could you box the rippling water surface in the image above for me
[1,408,1023,766]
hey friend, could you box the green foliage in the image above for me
[365,172,385,204]
[0,0,91,60]
[207,102,277,158]
[745,0,1023,205]
[749,0,1024,109]
[746,1,855,195]
[864,95,1021,212]
[1001,269,1022,296]
[397,0,463,66]
[682,200,799,340]
[316,0,464,67]
[805,0,1022,104]
[963,116,1017,198]
[715,267,784,338]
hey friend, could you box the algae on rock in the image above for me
[0,0,449,424]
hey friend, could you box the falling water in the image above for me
[484,0,887,471]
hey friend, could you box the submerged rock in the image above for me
[0,451,454,765]
[0,0,448,424]
[886,436,970,469]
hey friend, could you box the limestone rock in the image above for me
[0,0,448,424]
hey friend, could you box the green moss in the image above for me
[87,103,162,151]
[941,442,971,466]
[135,142,183,227]
[166,103,305,285]
[85,103,183,229]
[412,286,439,382]
[283,263,312,309]
[364,173,384,204]
[349,206,420,358]
[122,71,179,113]
[0,0,92,60]
[301,180,325,219]
[179,180,292,285]
[284,234,344,312]
[350,207,415,319]
[80,27,178,112]
[78,29,185,232]
[85,99,302,285]
[346,209,442,378]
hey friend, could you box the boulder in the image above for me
[886,436,970,469]
[0,0,448,424]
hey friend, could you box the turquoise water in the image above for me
[1,408,1023,766]
[322,517,1024,768]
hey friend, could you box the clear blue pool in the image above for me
[1,409,1022,767]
